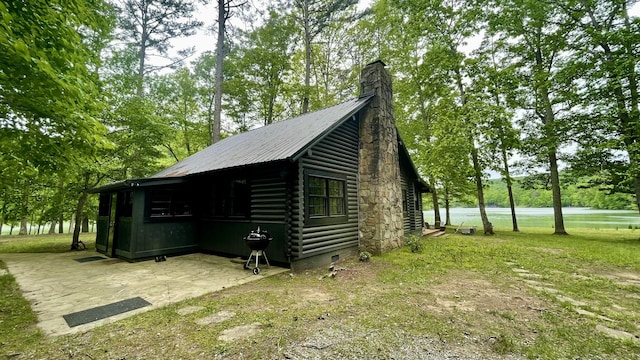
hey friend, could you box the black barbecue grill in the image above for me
[243,227,272,275]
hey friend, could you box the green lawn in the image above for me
[1,229,639,359]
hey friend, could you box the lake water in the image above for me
[424,207,640,230]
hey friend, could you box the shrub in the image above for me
[405,235,423,253]
[359,251,372,262]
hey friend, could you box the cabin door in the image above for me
[105,192,118,257]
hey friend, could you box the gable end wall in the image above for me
[291,117,360,259]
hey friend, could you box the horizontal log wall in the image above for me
[291,118,359,259]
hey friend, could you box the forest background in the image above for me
[1,0,639,240]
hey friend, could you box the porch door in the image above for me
[105,193,118,257]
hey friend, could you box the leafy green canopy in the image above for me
[0,0,114,165]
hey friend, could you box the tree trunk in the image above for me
[10,224,14,235]
[182,103,192,155]
[501,146,519,232]
[19,190,28,235]
[429,179,441,227]
[212,0,226,144]
[68,214,74,233]
[471,147,494,235]
[72,173,90,249]
[302,0,311,114]
[48,221,56,234]
[444,187,452,226]
[58,212,64,234]
[533,43,567,235]
[548,150,567,234]
[82,212,89,233]
[0,202,5,236]
[19,216,28,235]
[451,51,492,234]
[137,6,148,97]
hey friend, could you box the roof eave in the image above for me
[397,134,431,193]
[89,177,185,193]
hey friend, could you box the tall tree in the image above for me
[471,36,522,231]
[151,68,208,160]
[225,10,297,127]
[117,0,203,96]
[0,0,113,167]
[212,0,245,143]
[194,52,218,144]
[396,0,494,234]
[488,0,573,235]
[556,0,640,214]
[292,0,358,114]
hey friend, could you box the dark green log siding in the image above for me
[251,177,287,222]
[400,166,423,232]
[294,118,359,258]
[125,188,198,259]
[198,171,290,263]
[400,173,411,232]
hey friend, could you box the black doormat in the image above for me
[63,297,151,327]
[74,256,107,263]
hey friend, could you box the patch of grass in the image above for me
[0,233,95,253]
[0,260,42,355]
[3,228,640,359]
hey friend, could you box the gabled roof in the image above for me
[152,95,374,178]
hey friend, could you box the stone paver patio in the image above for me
[1,251,287,336]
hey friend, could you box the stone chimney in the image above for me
[358,60,404,255]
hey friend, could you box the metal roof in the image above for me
[152,95,373,178]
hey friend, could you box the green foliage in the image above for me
[117,0,202,79]
[479,177,636,210]
[405,234,424,253]
[225,10,297,128]
[0,0,113,124]
[358,251,371,262]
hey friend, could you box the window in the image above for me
[98,193,111,217]
[148,188,192,218]
[207,179,250,218]
[306,172,347,224]
[118,191,133,217]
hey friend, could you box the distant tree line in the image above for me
[446,177,637,211]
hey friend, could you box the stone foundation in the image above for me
[358,60,404,254]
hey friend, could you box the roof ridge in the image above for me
[276,95,369,125]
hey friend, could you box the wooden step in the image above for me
[422,229,446,237]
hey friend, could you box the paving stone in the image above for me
[575,308,614,322]
[218,323,263,342]
[195,310,236,326]
[555,295,587,307]
[596,324,639,341]
[1,252,287,336]
[611,304,627,311]
[528,285,559,294]
[517,272,542,278]
[176,306,205,316]
[522,279,554,287]
[571,274,591,281]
